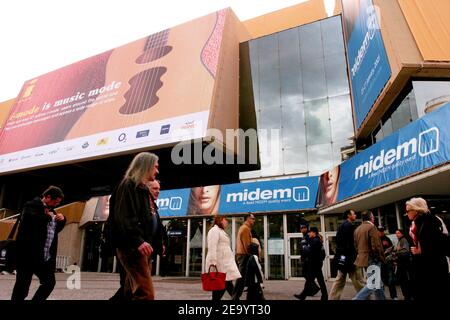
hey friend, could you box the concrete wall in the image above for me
[57,222,83,266]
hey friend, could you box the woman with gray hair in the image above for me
[405,197,449,300]
[110,152,159,300]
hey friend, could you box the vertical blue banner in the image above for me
[337,103,450,201]
[343,0,391,128]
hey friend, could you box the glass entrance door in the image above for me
[324,232,337,279]
[287,233,304,278]
[165,219,187,276]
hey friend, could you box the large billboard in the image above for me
[342,0,391,129]
[0,10,228,174]
[317,102,450,206]
[156,176,319,217]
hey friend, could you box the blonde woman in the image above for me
[205,215,241,300]
[405,197,448,300]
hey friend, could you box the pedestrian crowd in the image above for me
[3,151,449,301]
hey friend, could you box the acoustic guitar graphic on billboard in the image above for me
[65,10,226,139]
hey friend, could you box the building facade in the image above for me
[1,0,449,280]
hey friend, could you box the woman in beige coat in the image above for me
[205,215,241,300]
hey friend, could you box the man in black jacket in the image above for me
[294,227,328,300]
[111,152,160,300]
[294,222,320,299]
[11,186,66,301]
[329,209,364,300]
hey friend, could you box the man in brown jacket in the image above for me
[352,210,386,300]
[232,213,255,300]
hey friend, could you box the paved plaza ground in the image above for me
[0,271,402,300]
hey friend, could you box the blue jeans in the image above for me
[353,260,386,300]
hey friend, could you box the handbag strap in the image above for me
[208,264,219,275]
[7,213,22,240]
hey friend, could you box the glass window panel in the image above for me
[259,68,280,109]
[279,28,303,106]
[280,64,302,106]
[302,57,327,101]
[374,124,384,143]
[325,214,341,232]
[332,139,353,166]
[325,53,350,97]
[189,218,203,276]
[286,213,304,233]
[304,99,331,145]
[252,215,265,269]
[382,118,393,138]
[307,143,333,174]
[259,151,284,176]
[258,122,283,176]
[165,219,187,276]
[391,98,412,132]
[329,95,354,142]
[259,108,282,130]
[249,40,260,111]
[281,104,306,149]
[283,146,308,174]
[278,28,301,62]
[299,22,323,62]
[255,109,262,124]
[258,36,281,109]
[412,80,450,118]
[258,35,278,63]
[267,214,284,280]
[409,90,419,121]
[321,16,345,56]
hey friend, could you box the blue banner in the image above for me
[219,177,318,214]
[156,177,319,217]
[156,188,190,217]
[337,103,450,201]
[343,0,391,128]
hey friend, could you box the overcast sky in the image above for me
[0,0,310,103]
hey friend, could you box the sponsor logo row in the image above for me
[0,124,172,166]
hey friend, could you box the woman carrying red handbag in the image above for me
[205,215,241,301]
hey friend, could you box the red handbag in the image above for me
[201,265,226,291]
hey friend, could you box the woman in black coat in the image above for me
[406,197,449,300]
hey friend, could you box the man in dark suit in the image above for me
[352,210,385,300]
[11,186,66,301]
[329,210,364,299]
